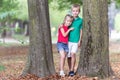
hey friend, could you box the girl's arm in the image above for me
[60,27,74,37]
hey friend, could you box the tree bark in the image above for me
[22,0,55,77]
[77,0,113,78]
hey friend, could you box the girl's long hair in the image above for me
[63,14,74,25]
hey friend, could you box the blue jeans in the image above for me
[57,42,69,53]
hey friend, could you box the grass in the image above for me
[115,13,120,32]
[13,34,29,44]
[0,42,18,46]
[0,42,28,47]
[0,34,29,47]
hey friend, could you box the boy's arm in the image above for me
[78,19,83,47]
[78,29,82,47]
[60,28,74,37]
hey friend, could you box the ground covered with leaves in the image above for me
[0,42,120,80]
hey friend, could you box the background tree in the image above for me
[77,0,113,79]
[22,0,55,77]
[116,0,120,8]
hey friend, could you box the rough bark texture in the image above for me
[77,0,113,78]
[22,0,55,77]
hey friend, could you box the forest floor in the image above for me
[0,40,120,80]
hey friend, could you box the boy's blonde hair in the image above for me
[71,4,80,12]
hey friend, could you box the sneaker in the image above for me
[60,71,65,77]
[69,71,74,76]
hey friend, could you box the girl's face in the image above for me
[72,7,80,18]
[64,16,73,26]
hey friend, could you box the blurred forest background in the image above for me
[0,0,120,79]
[0,0,120,45]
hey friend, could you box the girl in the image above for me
[57,14,74,77]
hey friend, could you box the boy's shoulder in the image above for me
[75,17,83,23]
[77,16,83,20]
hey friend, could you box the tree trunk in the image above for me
[22,0,55,77]
[77,0,113,78]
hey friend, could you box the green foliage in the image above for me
[15,0,28,20]
[0,0,18,12]
[49,9,66,26]
[49,0,117,10]
[116,0,120,3]
[116,0,120,8]
[0,0,28,22]
[14,26,21,34]
[14,22,23,34]
[0,0,19,21]
[49,1,69,27]
[0,11,16,21]
[0,0,3,7]
[0,26,10,33]
[49,0,82,10]
[115,13,120,32]
[108,0,111,4]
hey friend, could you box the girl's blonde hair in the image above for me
[63,14,73,24]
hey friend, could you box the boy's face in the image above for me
[72,7,80,18]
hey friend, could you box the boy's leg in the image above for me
[68,53,76,76]
[67,57,71,71]
[67,42,72,71]
[70,53,76,71]
[68,42,78,76]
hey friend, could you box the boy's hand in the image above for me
[78,40,82,48]
[78,42,81,48]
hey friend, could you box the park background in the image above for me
[0,0,120,80]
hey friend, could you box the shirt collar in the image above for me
[74,16,80,20]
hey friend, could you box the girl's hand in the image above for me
[69,27,74,31]
[58,24,63,28]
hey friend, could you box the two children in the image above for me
[57,4,83,77]
[57,14,74,77]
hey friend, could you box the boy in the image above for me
[67,4,83,76]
